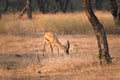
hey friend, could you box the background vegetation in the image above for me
[1,11,120,36]
[0,0,111,13]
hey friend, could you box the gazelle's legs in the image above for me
[43,41,47,56]
[49,44,53,55]
[55,45,59,55]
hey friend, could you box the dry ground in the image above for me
[0,34,120,80]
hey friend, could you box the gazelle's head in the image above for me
[64,40,70,55]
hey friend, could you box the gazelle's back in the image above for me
[44,32,58,43]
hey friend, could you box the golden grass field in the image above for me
[1,11,120,35]
[0,12,120,80]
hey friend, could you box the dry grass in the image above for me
[1,11,119,36]
[0,34,120,80]
[0,12,120,80]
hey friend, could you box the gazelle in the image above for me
[43,32,70,56]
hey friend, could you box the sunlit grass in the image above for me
[0,11,116,36]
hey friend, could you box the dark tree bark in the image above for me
[0,0,8,13]
[35,0,69,14]
[41,0,57,13]
[3,0,8,13]
[19,0,32,19]
[109,0,120,25]
[53,0,66,13]
[53,0,59,13]
[0,13,1,20]
[84,0,112,64]
[61,0,69,13]
[69,0,74,12]
[36,0,45,13]
[52,0,69,13]
[17,0,26,11]
[95,0,103,10]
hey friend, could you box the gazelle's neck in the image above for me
[55,41,65,50]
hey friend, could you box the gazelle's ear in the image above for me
[66,40,70,50]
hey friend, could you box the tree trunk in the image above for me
[4,0,8,13]
[109,0,120,25]
[19,0,32,19]
[84,0,112,64]
[0,13,1,20]
[0,0,8,13]
[116,0,120,25]
[62,0,69,13]
[53,0,59,13]
[54,0,69,13]
[95,0,102,10]
[36,0,45,13]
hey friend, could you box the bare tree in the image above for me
[19,0,32,19]
[84,0,112,64]
[109,0,120,25]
